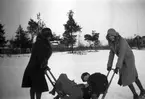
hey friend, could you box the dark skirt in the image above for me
[22,67,48,92]
[118,75,122,86]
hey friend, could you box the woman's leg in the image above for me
[30,88,35,99]
[36,92,42,99]
[128,84,138,99]
[135,77,145,95]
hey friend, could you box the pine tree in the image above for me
[14,25,30,48]
[27,13,46,44]
[63,10,81,53]
[0,23,7,47]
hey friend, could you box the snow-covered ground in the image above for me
[0,50,145,99]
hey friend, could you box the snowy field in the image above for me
[0,50,145,99]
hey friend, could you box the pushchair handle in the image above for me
[102,68,116,99]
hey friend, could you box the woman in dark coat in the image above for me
[106,28,145,99]
[21,28,53,99]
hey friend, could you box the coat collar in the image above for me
[109,37,122,55]
[36,34,51,49]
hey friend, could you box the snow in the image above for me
[0,50,145,99]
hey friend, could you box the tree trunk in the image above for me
[71,32,74,53]
[71,43,73,53]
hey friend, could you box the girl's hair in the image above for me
[81,72,90,82]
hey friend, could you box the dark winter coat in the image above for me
[21,35,52,92]
[87,73,108,97]
[107,36,138,86]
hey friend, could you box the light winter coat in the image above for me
[107,36,138,86]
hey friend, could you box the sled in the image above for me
[139,94,145,99]
[45,66,66,99]
[45,66,116,99]
[101,69,116,99]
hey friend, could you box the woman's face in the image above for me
[107,30,117,42]
[108,34,115,42]
[47,36,51,40]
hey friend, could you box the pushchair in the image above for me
[45,66,116,99]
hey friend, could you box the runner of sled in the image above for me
[49,72,108,99]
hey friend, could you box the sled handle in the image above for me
[102,70,115,99]
[106,68,115,78]
[47,66,57,82]
[106,71,110,78]
[45,71,55,87]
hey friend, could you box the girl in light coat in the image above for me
[106,28,145,99]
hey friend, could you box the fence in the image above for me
[0,48,32,54]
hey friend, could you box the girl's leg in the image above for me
[135,77,145,95]
[36,92,42,99]
[128,84,138,99]
[30,88,35,99]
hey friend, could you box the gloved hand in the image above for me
[114,67,119,74]
[107,66,112,71]
[43,66,50,73]
[41,59,48,68]
[43,66,50,71]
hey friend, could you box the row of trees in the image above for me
[1,10,144,54]
[9,13,46,49]
[126,35,145,49]
[0,10,100,54]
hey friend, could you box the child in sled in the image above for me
[49,73,84,99]
[49,72,108,99]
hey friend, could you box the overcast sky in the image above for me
[0,0,145,44]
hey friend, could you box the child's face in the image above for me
[83,74,90,82]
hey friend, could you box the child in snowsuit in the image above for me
[81,72,108,99]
